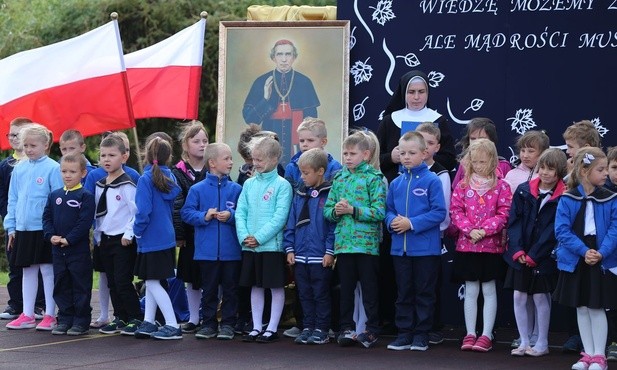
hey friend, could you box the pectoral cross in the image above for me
[280,99,287,112]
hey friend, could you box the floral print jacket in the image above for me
[450,178,512,254]
[324,161,386,255]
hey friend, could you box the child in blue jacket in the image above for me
[43,154,95,335]
[384,132,446,352]
[554,147,617,370]
[284,148,336,345]
[181,143,242,340]
[131,137,182,340]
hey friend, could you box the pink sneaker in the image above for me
[472,335,493,352]
[460,334,476,351]
[6,313,36,329]
[572,352,592,370]
[589,354,608,370]
[36,315,57,331]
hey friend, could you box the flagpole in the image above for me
[110,11,143,173]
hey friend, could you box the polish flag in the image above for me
[125,18,206,120]
[0,20,134,150]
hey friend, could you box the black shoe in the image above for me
[256,330,279,343]
[242,329,261,342]
[428,331,444,345]
[0,306,20,320]
[52,323,70,335]
[181,322,199,334]
[67,325,89,336]
[562,335,583,353]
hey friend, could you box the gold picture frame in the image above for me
[217,20,350,168]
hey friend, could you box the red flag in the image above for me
[0,20,134,150]
[125,18,206,120]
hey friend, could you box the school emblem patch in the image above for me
[36,177,44,184]
[55,197,62,205]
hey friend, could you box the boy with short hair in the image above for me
[0,117,34,320]
[284,117,342,192]
[43,154,95,335]
[59,129,96,175]
[385,131,446,351]
[181,143,243,340]
[284,148,336,345]
[563,120,601,174]
[324,132,386,348]
[605,147,617,193]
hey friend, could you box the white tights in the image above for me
[23,264,54,317]
[251,286,284,336]
[464,280,497,337]
[144,280,178,328]
[577,306,607,356]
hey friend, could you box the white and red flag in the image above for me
[0,20,134,150]
[125,18,206,120]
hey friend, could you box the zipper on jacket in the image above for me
[404,169,411,254]
[217,178,221,260]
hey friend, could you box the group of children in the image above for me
[1,113,617,368]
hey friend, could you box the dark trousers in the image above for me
[393,255,440,338]
[5,235,44,312]
[53,252,93,327]
[199,260,240,329]
[99,234,141,322]
[295,263,333,331]
[337,253,380,334]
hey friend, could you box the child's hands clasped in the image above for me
[334,198,353,216]
[469,229,486,244]
[205,208,231,222]
[585,249,603,265]
[391,214,411,234]
[243,236,258,248]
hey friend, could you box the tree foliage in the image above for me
[0,0,336,165]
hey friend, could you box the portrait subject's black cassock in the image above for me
[243,68,320,165]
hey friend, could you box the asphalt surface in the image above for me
[0,287,584,369]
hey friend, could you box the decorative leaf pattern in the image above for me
[463,98,484,114]
[395,53,420,67]
[350,57,373,86]
[369,0,396,26]
[428,71,445,88]
[591,117,609,137]
[353,96,369,121]
[507,108,537,134]
[508,146,519,167]
[350,26,357,49]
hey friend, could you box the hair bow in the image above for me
[582,153,595,165]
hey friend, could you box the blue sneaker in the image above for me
[307,329,330,345]
[563,335,583,353]
[134,320,158,339]
[99,318,127,334]
[387,335,413,351]
[152,325,182,340]
[410,335,428,351]
[120,319,142,336]
[294,328,312,344]
[356,331,378,348]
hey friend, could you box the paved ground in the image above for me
[0,287,584,369]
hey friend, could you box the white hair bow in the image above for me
[582,153,595,165]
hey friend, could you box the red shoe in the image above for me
[589,354,608,370]
[472,335,493,352]
[460,334,476,351]
[6,313,36,329]
[36,315,57,331]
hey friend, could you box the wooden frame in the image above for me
[217,20,350,167]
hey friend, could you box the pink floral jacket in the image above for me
[450,179,512,254]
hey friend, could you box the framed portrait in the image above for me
[216,20,350,169]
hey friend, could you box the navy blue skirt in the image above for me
[134,247,176,281]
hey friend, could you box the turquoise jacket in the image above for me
[4,156,63,234]
[236,168,292,253]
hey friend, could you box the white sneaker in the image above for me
[283,326,301,338]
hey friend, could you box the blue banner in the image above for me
[338,0,615,162]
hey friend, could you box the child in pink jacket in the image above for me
[450,139,512,353]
